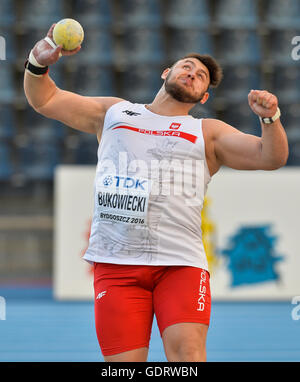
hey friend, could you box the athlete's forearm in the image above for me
[24,71,57,111]
[260,119,289,169]
[248,90,289,169]
[24,23,79,112]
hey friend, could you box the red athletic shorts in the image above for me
[93,263,211,356]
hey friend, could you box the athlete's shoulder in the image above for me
[202,118,221,138]
[202,118,227,127]
[101,97,127,112]
[101,98,134,118]
[202,118,234,138]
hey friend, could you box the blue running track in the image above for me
[0,287,299,362]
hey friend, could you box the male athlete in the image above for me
[24,25,289,362]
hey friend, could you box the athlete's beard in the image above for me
[165,70,207,104]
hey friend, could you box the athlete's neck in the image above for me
[146,88,196,117]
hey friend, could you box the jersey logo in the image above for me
[102,175,147,190]
[169,122,181,130]
[122,110,141,116]
[112,125,197,144]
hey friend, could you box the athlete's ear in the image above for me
[161,68,171,81]
[200,92,209,104]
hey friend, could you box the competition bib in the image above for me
[96,174,150,225]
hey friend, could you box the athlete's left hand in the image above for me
[248,90,278,118]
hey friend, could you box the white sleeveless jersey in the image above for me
[83,100,211,270]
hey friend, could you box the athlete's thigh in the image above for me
[153,266,211,337]
[162,322,208,361]
[94,263,154,358]
[153,266,211,361]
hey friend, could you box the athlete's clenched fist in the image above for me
[248,90,278,119]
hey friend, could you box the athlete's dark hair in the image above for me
[173,52,223,88]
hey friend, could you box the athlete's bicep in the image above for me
[210,119,263,170]
[36,88,123,135]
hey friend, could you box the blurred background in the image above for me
[0,0,299,363]
[0,0,299,285]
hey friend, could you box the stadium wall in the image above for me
[53,165,300,301]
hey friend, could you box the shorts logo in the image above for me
[197,270,207,311]
[169,122,181,130]
[96,291,107,300]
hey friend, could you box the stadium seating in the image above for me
[23,107,66,142]
[270,65,300,103]
[284,103,300,165]
[117,0,162,28]
[75,27,114,65]
[1,0,300,185]
[72,0,112,27]
[215,65,261,103]
[189,101,216,119]
[165,0,211,29]
[0,0,16,27]
[0,105,16,140]
[0,28,16,61]
[214,29,261,65]
[17,137,62,181]
[121,65,163,103]
[0,142,13,180]
[119,27,165,66]
[214,0,258,29]
[263,0,300,29]
[219,100,261,136]
[168,29,213,63]
[0,66,15,103]
[67,132,98,165]
[21,0,63,29]
[287,143,300,165]
[68,65,116,97]
[265,29,300,65]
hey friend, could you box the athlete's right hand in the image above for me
[31,24,81,66]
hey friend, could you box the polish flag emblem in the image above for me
[169,122,181,130]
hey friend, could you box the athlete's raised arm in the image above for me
[24,24,123,140]
[205,90,289,171]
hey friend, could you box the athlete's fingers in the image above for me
[248,90,260,107]
[61,45,81,56]
[248,90,277,109]
[47,24,56,39]
[54,45,63,59]
[255,91,268,105]
[258,93,277,109]
[248,89,260,103]
[260,93,273,108]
